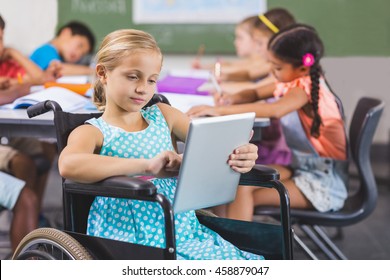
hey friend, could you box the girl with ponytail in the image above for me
[188,24,348,219]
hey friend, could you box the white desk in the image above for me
[161,92,270,139]
[0,108,269,142]
[0,109,56,138]
[0,69,270,139]
[0,90,269,139]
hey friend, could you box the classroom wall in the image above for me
[0,0,388,144]
[55,0,390,56]
[0,0,57,56]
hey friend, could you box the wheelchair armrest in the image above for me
[63,176,157,199]
[62,176,176,253]
[239,164,280,186]
[239,165,292,259]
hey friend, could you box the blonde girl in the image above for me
[59,29,262,259]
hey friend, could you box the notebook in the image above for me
[173,112,256,213]
[5,86,93,111]
[157,75,209,96]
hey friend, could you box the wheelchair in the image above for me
[12,94,293,260]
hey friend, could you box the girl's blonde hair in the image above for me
[93,29,162,110]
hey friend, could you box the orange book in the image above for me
[44,82,92,96]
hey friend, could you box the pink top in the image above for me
[274,76,347,160]
[0,60,25,78]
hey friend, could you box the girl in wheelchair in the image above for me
[58,29,261,260]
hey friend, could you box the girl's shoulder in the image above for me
[142,103,168,124]
[86,116,105,130]
[84,117,113,139]
[68,121,104,147]
[153,102,189,133]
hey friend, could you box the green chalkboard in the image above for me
[58,0,390,56]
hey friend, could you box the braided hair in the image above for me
[268,24,325,138]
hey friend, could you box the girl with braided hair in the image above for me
[187,24,348,220]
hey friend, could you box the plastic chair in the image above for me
[12,95,293,260]
[254,97,385,259]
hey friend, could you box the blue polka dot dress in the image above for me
[86,105,263,260]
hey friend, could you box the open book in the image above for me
[5,86,93,112]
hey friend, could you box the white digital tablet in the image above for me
[173,112,256,213]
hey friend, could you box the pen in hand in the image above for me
[210,73,222,95]
[214,59,221,81]
[212,59,225,105]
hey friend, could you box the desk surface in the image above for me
[0,109,55,138]
[0,70,269,138]
[0,107,269,139]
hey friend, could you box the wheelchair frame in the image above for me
[12,96,293,260]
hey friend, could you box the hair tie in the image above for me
[302,53,315,67]
[258,14,279,33]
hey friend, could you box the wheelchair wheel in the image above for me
[12,228,92,260]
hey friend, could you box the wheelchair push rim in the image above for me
[12,228,92,260]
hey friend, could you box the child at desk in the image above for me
[213,8,296,93]
[203,9,297,167]
[0,15,60,86]
[192,8,295,88]
[187,24,348,220]
[58,29,261,260]
[192,15,263,85]
[0,15,57,245]
[30,21,95,76]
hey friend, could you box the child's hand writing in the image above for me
[148,151,182,178]
[191,58,202,69]
[213,91,234,106]
[46,60,63,80]
[0,47,14,61]
[0,77,11,89]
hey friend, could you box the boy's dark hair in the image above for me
[57,21,95,53]
[268,23,325,138]
[0,15,5,30]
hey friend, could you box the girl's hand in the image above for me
[148,150,182,178]
[228,140,258,174]
[191,58,202,69]
[46,60,63,80]
[0,47,14,61]
[186,105,220,118]
[213,92,234,106]
[0,77,11,89]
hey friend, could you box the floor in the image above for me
[1,145,389,260]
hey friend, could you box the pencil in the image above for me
[17,72,23,84]
[214,60,221,80]
[210,74,222,94]
[196,44,205,60]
